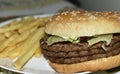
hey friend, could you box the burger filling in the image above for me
[41,33,120,64]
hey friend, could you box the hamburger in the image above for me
[40,10,120,73]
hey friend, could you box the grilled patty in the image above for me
[41,33,120,64]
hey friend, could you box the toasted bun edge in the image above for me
[49,53,120,73]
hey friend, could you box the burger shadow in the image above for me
[90,66,120,74]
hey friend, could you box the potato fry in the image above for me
[0,24,22,33]
[4,30,18,38]
[0,33,19,52]
[9,27,44,59]
[0,17,36,33]
[38,17,50,22]
[1,26,37,49]
[0,38,6,45]
[0,42,22,58]
[34,47,42,58]
[18,18,44,33]
[7,26,37,47]
[0,46,15,58]
[20,16,35,23]
[25,16,35,22]
[2,20,19,28]
[14,42,39,69]
[9,20,20,26]
[4,31,13,37]
[0,34,6,40]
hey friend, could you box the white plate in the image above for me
[0,14,90,74]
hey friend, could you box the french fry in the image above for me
[7,26,37,47]
[2,25,37,49]
[0,24,22,33]
[4,30,18,38]
[0,42,22,58]
[9,20,20,26]
[20,16,35,23]
[2,20,19,28]
[9,27,44,59]
[0,33,19,52]
[14,42,39,69]
[20,17,25,22]
[14,27,45,69]
[18,18,44,33]
[38,17,50,22]
[0,34,6,40]
[4,31,13,37]
[0,38,6,45]
[18,16,34,25]
[0,17,35,33]
[0,46,15,58]
[25,16,35,22]
[34,47,42,58]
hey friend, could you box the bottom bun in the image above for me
[49,54,120,73]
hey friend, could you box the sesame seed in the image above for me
[49,18,52,21]
[94,12,99,16]
[70,18,73,21]
[89,15,96,19]
[84,13,92,16]
[84,10,88,13]
[82,18,86,21]
[66,23,71,25]
[71,11,77,16]
[78,18,82,20]
[106,16,111,19]
[76,11,80,13]
[118,17,120,20]
[61,12,68,15]
[55,16,63,21]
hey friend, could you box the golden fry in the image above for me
[0,34,6,40]
[38,17,50,22]
[0,24,22,33]
[20,16,35,23]
[25,16,35,22]
[14,42,39,69]
[0,33,19,52]
[34,47,42,58]
[0,38,6,45]
[4,31,13,37]
[9,27,44,59]
[7,26,37,47]
[0,42,22,58]
[0,16,35,33]
[18,18,44,33]
[4,30,18,38]
[2,20,19,28]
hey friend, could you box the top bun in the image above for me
[45,10,120,38]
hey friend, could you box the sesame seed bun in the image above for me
[49,53,120,73]
[45,10,120,38]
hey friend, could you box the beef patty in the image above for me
[41,33,120,64]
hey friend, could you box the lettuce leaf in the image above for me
[47,34,113,48]
[47,36,79,46]
[88,34,113,46]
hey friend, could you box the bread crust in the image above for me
[45,10,120,38]
[49,53,120,73]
